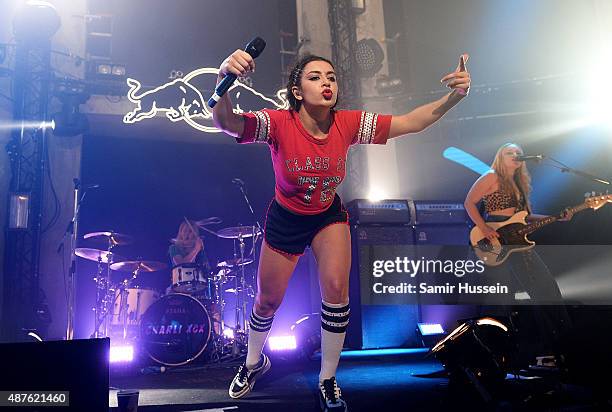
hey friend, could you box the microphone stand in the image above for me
[545,157,610,186]
[236,182,263,256]
[234,181,262,353]
[63,179,88,340]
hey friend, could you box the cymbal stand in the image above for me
[91,240,119,338]
[120,266,142,339]
[92,255,114,338]
[231,233,249,356]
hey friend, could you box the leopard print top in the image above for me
[482,190,526,214]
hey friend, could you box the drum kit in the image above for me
[74,225,262,366]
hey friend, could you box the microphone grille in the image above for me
[245,37,266,58]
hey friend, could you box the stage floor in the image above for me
[109,348,601,411]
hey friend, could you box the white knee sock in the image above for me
[319,300,350,382]
[246,308,274,370]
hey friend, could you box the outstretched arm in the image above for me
[389,54,471,139]
[211,49,255,137]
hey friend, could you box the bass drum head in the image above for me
[140,293,211,366]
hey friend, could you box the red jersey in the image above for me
[238,109,392,215]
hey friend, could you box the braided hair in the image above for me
[286,54,336,111]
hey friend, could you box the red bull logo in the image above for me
[123,67,289,133]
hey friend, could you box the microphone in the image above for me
[515,154,545,162]
[232,178,244,186]
[208,37,266,108]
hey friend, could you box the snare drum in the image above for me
[171,263,209,294]
[112,287,159,326]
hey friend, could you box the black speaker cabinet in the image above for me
[0,338,109,411]
[347,225,421,349]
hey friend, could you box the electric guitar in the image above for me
[471,194,611,266]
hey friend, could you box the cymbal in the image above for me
[109,260,168,273]
[217,257,254,268]
[83,231,134,245]
[216,226,261,239]
[75,248,125,264]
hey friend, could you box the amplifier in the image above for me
[414,201,468,225]
[346,199,414,225]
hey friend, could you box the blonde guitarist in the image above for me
[464,142,574,368]
[465,143,573,247]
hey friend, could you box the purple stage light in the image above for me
[223,327,234,339]
[110,345,134,363]
[268,335,297,351]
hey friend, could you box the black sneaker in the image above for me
[318,377,348,412]
[228,354,271,399]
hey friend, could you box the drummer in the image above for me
[168,219,212,271]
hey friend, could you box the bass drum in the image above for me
[139,293,211,366]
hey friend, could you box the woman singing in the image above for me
[213,49,471,411]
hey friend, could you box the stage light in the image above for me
[110,345,134,363]
[290,313,321,359]
[111,65,126,76]
[223,327,234,339]
[9,193,30,229]
[13,1,61,44]
[27,332,43,342]
[367,188,387,202]
[430,317,511,398]
[417,323,445,348]
[355,38,384,77]
[88,60,127,80]
[96,63,111,75]
[418,323,445,336]
[268,335,297,351]
[51,110,88,137]
[585,51,612,127]
[52,79,90,136]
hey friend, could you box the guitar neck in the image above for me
[519,202,589,235]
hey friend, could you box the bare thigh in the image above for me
[254,242,299,317]
[311,223,351,304]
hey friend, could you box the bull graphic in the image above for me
[123,68,289,133]
[123,77,211,124]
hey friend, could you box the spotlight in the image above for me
[367,188,387,202]
[290,313,321,359]
[52,79,90,136]
[96,63,111,75]
[51,108,88,137]
[417,323,445,348]
[355,38,384,77]
[13,1,61,43]
[268,335,297,351]
[430,317,511,398]
[586,51,612,127]
[87,60,127,80]
[111,65,126,76]
[110,345,134,363]
[223,327,235,339]
[27,331,43,342]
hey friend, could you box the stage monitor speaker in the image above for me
[346,224,421,349]
[0,338,109,411]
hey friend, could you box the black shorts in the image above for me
[264,194,349,256]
